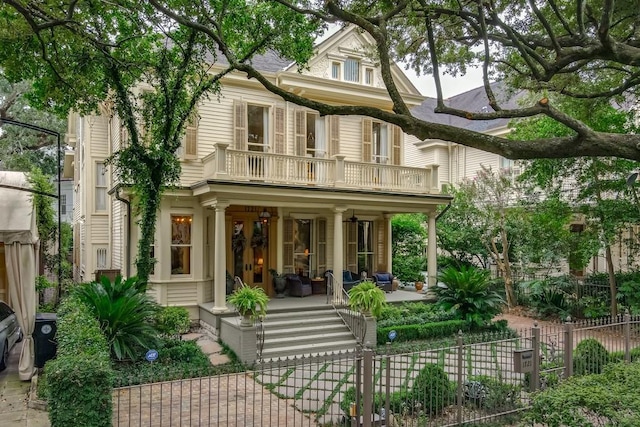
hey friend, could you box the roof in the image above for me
[0,171,39,244]
[412,81,526,132]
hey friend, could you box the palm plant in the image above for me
[72,275,160,361]
[434,266,504,326]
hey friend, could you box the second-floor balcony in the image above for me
[203,143,439,194]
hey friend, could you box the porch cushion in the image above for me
[373,272,393,292]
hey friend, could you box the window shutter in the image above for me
[346,222,358,273]
[329,116,340,157]
[184,113,198,158]
[294,110,306,156]
[283,218,294,273]
[274,106,285,154]
[317,218,327,274]
[362,118,372,162]
[392,124,401,165]
[233,100,247,151]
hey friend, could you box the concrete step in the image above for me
[264,323,348,338]
[262,316,344,329]
[263,331,355,348]
[260,339,358,360]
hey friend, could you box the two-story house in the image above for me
[66,26,451,319]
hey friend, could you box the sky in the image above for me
[404,66,485,99]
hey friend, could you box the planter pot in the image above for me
[240,314,254,327]
[392,278,399,292]
[415,281,424,292]
[274,277,287,298]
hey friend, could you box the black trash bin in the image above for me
[33,313,57,368]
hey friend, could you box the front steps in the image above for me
[258,307,358,361]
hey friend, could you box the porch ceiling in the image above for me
[192,179,452,213]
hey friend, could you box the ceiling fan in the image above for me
[343,210,358,223]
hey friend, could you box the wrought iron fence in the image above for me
[113,314,640,426]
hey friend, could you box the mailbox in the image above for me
[513,349,534,373]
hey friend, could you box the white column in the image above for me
[213,200,230,313]
[384,213,393,273]
[276,207,284,274]
[332,206,347,302]
[427,211,437,289]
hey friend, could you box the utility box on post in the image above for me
[513,349,534,373]
[33,313,57,368]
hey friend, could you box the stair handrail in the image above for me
[326,271,367,346]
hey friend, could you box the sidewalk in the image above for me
[0,343,50,427]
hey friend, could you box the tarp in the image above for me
[0,171,38,380]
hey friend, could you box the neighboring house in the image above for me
[67,26,451,317]
[52,177,73,224]
[412,83,638,275]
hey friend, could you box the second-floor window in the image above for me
[60,194,67,215]
[95,162,107,212]
[362,119,402,165]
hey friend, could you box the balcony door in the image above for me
[231,215,269,291]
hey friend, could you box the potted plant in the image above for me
[227,284,269,326]
[347,280,387,317]
[268,268,287,298]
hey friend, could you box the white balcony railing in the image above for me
[203,142,439,194]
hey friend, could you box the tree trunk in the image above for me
[605,245,618,317]
[135,172,163,288]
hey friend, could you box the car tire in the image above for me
[0,341,8,372]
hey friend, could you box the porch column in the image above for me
[427,211,437,289]
[332,206,347,303]
[384,213,393,273]
[213,200,230,313]
[276,207,284,274]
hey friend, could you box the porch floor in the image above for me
[200,287,430,314]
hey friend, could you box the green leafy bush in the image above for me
[434,266,504,326]
[348,281,387,317]
[377,302,456,327]
[155,306,191,338]
[526,361,640,426]
[45,296,113,427]
[377,320,469,343]
[573,338,610,375]
[609,346,640,363]
[73,275,160,360]
[518,276,578,318]
[465,375,521,414]
[411,363,453,415]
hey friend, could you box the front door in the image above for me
[231,217,269,291]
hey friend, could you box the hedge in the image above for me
[377,319,469,343]
[45,295,113,427]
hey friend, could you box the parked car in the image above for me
[0,301,22,371]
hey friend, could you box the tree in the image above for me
[0,76,64,174]
[152,0,640,161]
[513,98,640,316]
[1,1,317,285]
[391,213,426,283]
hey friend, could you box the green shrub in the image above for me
[377,320,469,343]
[434,266,504,326]
[573,338,609,375]
[519,276,579,318]
[411,363,453,415]
[525,361,640,426]
[73,275,160,360]
[155,306,191,338]
[465,375,521,414]
[45,296,113,427]
[609,346,640,363]
[377,302,456,327]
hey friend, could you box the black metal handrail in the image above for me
[326,272,367,345]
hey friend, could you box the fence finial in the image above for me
[565,315,572,323]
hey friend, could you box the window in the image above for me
[357,221,374,277]
[293,219,313,277]
[96,247,107,269]
[365,68,373,85]
[331,62,341,79]
[247,104,269,152]
[178,113,198,159]
[372,122,389,164]
[95,162,107,212]
[344,58,360,82]
[171,215,192,275]
[60,194,67,215]
[363,119,401,165]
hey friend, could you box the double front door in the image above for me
[230,215,269,292]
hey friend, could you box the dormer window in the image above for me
[344,58,360,82]
[331,62,341,79]
[365,68,373,85]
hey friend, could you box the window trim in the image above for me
[171,214,193,276]
[95,162,107,213]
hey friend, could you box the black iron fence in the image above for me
[113,314,640,426]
